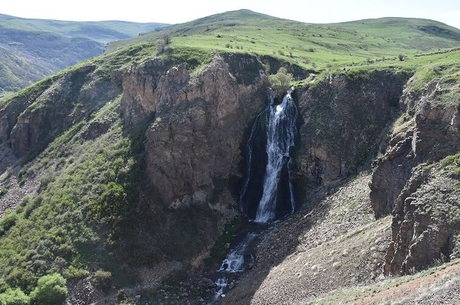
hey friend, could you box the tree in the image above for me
[268,67,294,93]
[30,273,67,305]
[157,34,172,54]
[0,288,30,305]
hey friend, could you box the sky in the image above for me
[1,0,460,29]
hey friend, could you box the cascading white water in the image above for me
[210,232,258,303]
[210,89,297,304]
[254,89,297,223]
[218,232,257,273]
[214,277,228,300]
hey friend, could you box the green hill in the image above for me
[108,9,460,71]
[0,13,167,94]
[0,14,167,44]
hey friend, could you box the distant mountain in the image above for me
[0,13,167,94]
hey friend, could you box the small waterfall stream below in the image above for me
[209,89,298,304]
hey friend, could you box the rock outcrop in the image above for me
[295,70,410,189]
[121,54,267,209]
[0,78,54,144]
[120,58,171,125]
[369,78,460,275]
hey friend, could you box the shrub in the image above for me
[91,182,127,224]
[157,34,171,54]
[0,186,9,197]
[0,212,18,236]
[268,67,294,93]
[30,273,67,305]
[0,288,30,305]
[92,270,112,292]
[0,280,9,293]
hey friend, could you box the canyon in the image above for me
[0,9,460,304]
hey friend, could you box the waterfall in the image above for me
[217,232,258,273]
[240,89,298,223]
[210,89,298,304]
[254,89,297,222]
[210,232,258,303]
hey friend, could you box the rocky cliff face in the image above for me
[295,71,410,190]
[120,58,170,126]
[0,52,275,303]
[121,54,267,210]
[219,71,460,304]
[369,78,460,275]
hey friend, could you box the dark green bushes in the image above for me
[0,212,18,236]
[0,273,66,305]
[29,273,67,305]
[91,182,127,225]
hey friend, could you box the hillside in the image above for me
[0,9,460,304]
[109,9,460,71]
[0,13,166,95]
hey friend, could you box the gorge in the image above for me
[0,9,460,304]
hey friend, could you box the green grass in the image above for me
[441,154,460,179]
[108,10,460,72]
[404,49,460,90]
[3,9,460,106]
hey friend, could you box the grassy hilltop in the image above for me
[109,9,460,71]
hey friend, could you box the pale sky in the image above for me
[1,0,460,29]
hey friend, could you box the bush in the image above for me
[92,270,112,292]
[0,288,30,305]
[157,34,171,54]
[268,67,294,93]
[91,182,127,224]
[0,186,9,197]
[0,212,18,236]
[30,273,67,305]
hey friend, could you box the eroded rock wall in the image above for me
[369,78,460,275]
[295,71,410,189]
[120,54,267,209]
